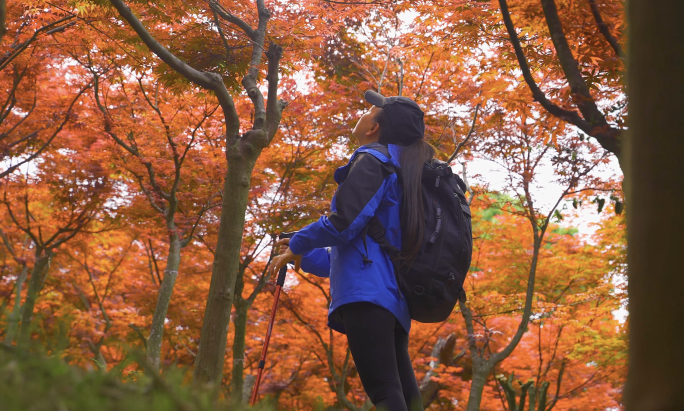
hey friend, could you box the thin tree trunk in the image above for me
[624,0,684,408]
[17,252,52,347]
[88,341,108,371]
[242,374,256,405]
[466,366,492,411]
[230,284,249,405]
[95,349,107,370]
[230,258,274,404]
[4,264,28,344]
[146,232,181,368]
[194,154,256,383]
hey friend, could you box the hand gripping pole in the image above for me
[250,232,295,406]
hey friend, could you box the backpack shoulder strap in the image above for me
[367,216,401,260]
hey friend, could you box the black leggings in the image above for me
[340,302,424,411]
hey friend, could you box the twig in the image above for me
[448,103,481,163]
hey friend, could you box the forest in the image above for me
[0,0,638,410]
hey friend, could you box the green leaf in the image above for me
[554,210,564,221]
[593,197,606,213]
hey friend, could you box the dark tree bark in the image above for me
[624,0,684,409]
[17,251,52,346]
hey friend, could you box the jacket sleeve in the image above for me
[289,153,394,256]
[300,248,331,278]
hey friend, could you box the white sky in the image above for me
[466,153,623,238]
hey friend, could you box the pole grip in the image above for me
[276,231,297,286]
[276,266,288,286]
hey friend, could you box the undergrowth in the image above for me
[0,344,273,411]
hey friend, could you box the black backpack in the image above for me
[367,159,473,323]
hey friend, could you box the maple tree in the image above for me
[0,114,116,347]
[413,0,625,161]
[105,0,287,383]
[0,3,87,178]
[91,0,361,385]
[78,56,224,368]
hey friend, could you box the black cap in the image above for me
[364,90,425,146]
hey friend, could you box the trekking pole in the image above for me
[250,231,296,406]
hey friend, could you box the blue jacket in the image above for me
[288,143,411,334]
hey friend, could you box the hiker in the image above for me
[268,90,432,411]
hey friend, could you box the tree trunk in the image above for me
[465,365,492,411]
[17,251,52,347]
[88,341,108,371]
[230,299,249,405]
[194,154,257,384]
[624,0,684,409]
[4,264,28,344]
[146,232,181,368]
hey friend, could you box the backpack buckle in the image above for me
[368,224,385,243]
[368,216,386,243]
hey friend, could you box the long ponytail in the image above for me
[398,139,434,266]
[376,109,435,267]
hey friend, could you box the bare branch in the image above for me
[109,0,214,89]
[498,0,590,132]
[414,51,434,100]
[461,162,476,206]
[539,0,609,127]
[497,0,622,157]
[210,6,233,60]
[395,58,404,96]
[459,300,479,359]
[0,80,93,178]
[280,297,329,352]
[376,39,394,93]
[146,239,163,284]
[136,79,182,198]
[448,102,481,163]
[587,0,624,58]
[179,192,221,247]
[0,15,77,72]
[180,105,219,166]
[132,173,167,214]
[7,131,39,149]
[107,0,239,126]
[0,67,25,124]
[240,3,271,132]
[91,72,171,202]
[208,0,256,41]
[3,92,37,138]
[264,42,285,140]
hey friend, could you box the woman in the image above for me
[268,90,434,411]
